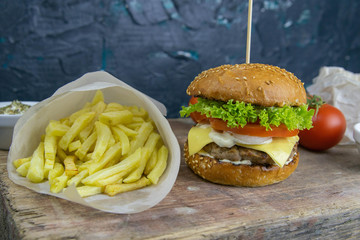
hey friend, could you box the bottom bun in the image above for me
[184,141,299,187]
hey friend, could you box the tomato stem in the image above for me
[307,94,324,117]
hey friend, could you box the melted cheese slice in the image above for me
[188,126,213,156]
[187,125,299,167]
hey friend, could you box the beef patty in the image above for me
[202,142,298,166]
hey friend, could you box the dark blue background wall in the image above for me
[1,0,359,117]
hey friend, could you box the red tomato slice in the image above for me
[209,118,299,137]
[189,96,198,105]
[188,96,208,123]
[190,111,208,123]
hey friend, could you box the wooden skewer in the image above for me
[246,0,253,64]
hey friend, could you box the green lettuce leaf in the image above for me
[179,97,314,131]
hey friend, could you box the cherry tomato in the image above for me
[299,104,346,151]
[209,118,299,138]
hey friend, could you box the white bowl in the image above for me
[0,101,38,150]
[354,123,360,154]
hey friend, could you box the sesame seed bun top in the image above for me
[186,63,307,107]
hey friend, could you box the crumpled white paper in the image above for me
[307,66,360,144]
[7,71,180,214]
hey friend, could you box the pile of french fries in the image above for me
[13,90,168,197]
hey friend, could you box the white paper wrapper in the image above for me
[7,71,180,214]
[307,67,360,144]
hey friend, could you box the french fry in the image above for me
[129,121,153,155]
[87,142,122,175]
[116,124,138,137]
[104,102,125,112]
[128,106,148,118]
[144,132,161,152]
[50,172,70,193]
[75,131,97,160]
[16,162,31,177]
[126,122,142,130]
[44,134,58,177]
[75,160,85,167]
[131,116,145,123]
[103,153,120,169]
[46,120,70,137]
[78,124,94,142]
[59,112,96,151]
[48,162,64,184]
[56,146,67,162]
[68,107,91,125]
[78,100,106,142]
[81,148,142,186]
[144,148,158,175]
[78,158,95,172]
[99,110,133,126]
[94,172,123,187]
[67,169,89,187]
[64,156,78,177]
[60,117,71,127]
[26,142,45,183]
[76,186,103,198]
[91,99,107,113]
[104,177,151,197]
[123,148,151,183]
[85,153,93,162]
[68,140,81,152]
[147,145,168,184]
[44,135,57,160]
[122,132,159,183]
[91,90,104,105]
[111,127,130,155]
[13,157,31,169]
[92,121,112,161]
[109,131,116,147]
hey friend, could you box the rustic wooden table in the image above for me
[1,118,360,239]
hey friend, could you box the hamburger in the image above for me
[180,63,314,187]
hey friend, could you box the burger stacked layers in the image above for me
[180,63,314,187]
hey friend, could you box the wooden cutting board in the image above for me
[1,118,359,239]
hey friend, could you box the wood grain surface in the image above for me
[1,118,360,240]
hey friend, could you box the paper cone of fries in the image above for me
[7,71,180,214]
